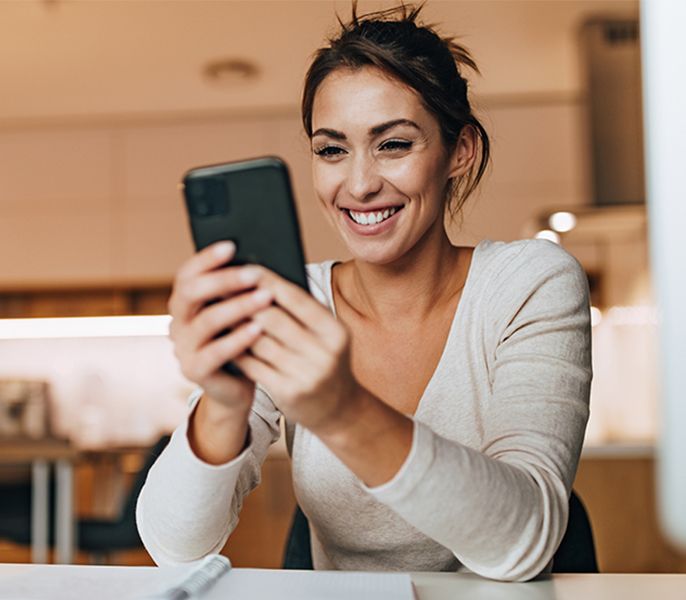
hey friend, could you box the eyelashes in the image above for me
[313,145,346,157]
[313,139,413,158]
[379,139,413,152]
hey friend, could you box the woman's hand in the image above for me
[168,241,274,413]
[233,267,362,435]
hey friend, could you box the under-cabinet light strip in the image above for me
[0,315,172,339]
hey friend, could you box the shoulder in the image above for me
[471,239,589,325]
[474,239,586,292]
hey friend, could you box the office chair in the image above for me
[77,434,170,562]
[0,474,55,546]
[282,489,598,573]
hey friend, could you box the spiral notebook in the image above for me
[141,555,415,600]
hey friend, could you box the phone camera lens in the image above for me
[195,200,211,216]
[187,177,229,217]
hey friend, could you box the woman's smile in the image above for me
[339,204,406,236]
[310,66,460,264]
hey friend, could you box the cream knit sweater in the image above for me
[136,239,592,582]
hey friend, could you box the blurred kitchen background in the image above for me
[0,0,681,573]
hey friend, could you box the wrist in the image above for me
[313,384,375,449]
[201,392,252,424]
[188,394,251,465]
[313,386,415,487]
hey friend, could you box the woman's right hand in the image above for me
[168,241,273,461]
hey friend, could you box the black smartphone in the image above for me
[181,156,309,375]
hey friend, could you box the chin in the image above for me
[345,242,408,266]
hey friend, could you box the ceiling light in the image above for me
[203,58,259,86]
[549,211,578,233]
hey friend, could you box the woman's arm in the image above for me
[322,246,591,581]
[135,386,281,565]
[237,243,590,581]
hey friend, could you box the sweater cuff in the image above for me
[362,419,435,503]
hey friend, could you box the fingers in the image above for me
[187,288,274,349]
[178,241,235,281]
[233,353,283,396]
[169,249,263,324]
[253,267,346,353]
[251,306,321,357]
[179,321,263,383]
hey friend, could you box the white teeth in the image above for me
[348,206,400,226]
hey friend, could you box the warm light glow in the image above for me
[548,211,577,233]
[0,315,172,340]
[534,229,561,244]
[590,306,602,327]
[606,306,658,326]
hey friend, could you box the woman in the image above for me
[137,4,591,582]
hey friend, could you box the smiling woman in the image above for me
[136,2,592,582]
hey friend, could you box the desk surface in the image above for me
[0,564,685,600]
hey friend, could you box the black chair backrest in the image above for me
[552,490,598,573]
[282,489,598,573]
[121,434,171,521]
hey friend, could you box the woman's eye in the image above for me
[379,139,413,152]
[313,145,347,158]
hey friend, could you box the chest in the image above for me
[344,308,457,415]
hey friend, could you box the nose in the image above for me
[345,154,382,202]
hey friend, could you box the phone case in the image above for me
[182,156,310,376]
[182,156,309,291]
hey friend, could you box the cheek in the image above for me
[312,163,341,207]
[384,155,448,199]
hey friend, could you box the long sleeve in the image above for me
[362,241,591,581]
[136,386,281,565]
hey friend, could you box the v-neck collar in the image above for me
[322,243,482,417]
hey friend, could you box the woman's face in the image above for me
[310,66,464,265]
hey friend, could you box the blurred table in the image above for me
[0,438,78,564]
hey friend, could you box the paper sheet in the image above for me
[209,569,414,600]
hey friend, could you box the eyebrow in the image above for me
[311,119,421,140]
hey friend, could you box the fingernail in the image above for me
[247,322,262,335]
[240,267,260,283]
[214,241,235,258]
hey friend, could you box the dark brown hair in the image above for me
[301,2,490,217]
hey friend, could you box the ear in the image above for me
[447,125,478,179]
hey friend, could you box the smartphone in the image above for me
[181,156,309,375]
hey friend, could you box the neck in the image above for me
[337,224,468,328]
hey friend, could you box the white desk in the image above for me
[0,564,685,600]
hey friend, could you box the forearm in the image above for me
[188,394,251,465]
[136,417,247,565]
[313,387,572,582]
[363,422,570,581]
[137,387,282,565]
[314,386,414,487]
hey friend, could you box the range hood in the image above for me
[581,17,644,206]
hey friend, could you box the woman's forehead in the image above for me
[311,66,429,131]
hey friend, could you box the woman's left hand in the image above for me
[233,266,361,435]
